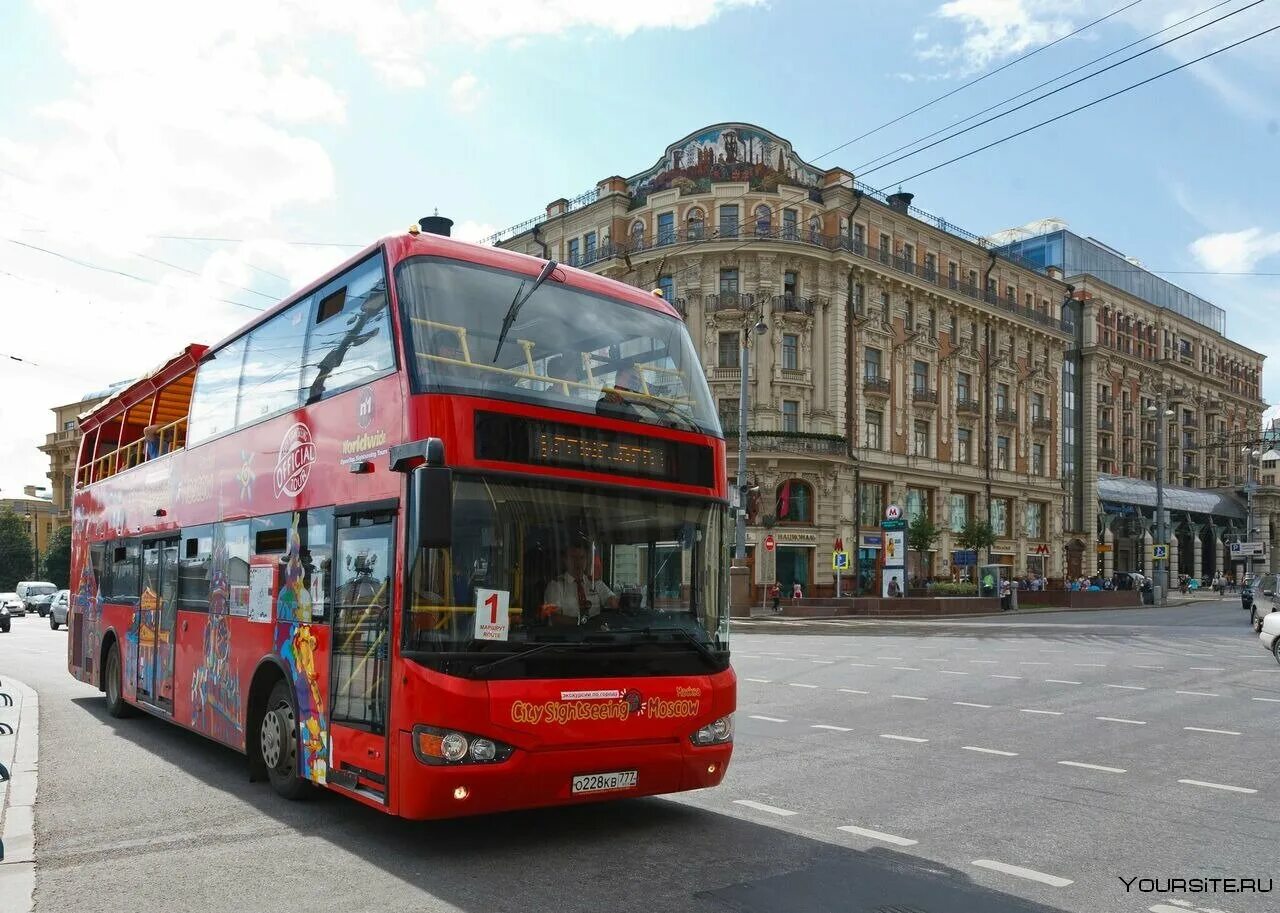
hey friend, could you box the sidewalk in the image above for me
[0,676,39,913]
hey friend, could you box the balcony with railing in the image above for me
[1098,446,1116,460]
[706,291,755,313]
[1032,415,1052,431]
[912,387,939,406]
[957,397,981,416]
[1097,416,1114,432]
[772,294,822,315]
[863,375,891,396]
[725,430,848,455]
[994,407,1018,425]
[1098,390,1114,405]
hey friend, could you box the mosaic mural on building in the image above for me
[627,123,823,207]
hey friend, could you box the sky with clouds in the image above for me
[1,0,1278,498]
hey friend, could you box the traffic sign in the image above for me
[885,504,902,520]
[1151,544,1168,561]
[763,535,776,552]
[1230,541,1265,557]
[833,551,850,570]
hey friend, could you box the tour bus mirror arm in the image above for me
[392,437,453,550]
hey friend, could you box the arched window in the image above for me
[775,479,813,524]
[687,208,705,240]
[630,220,645,248]
[754,204,772,238]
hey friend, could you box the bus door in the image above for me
[138,537,180,711]
[328,509,395,798]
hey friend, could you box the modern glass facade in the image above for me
[997,230,1225,334]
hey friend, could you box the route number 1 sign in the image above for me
[474,588,510,641]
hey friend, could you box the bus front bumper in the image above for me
[395,732,732,819]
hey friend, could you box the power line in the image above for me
[852,0,1239,174]
[859,0,1270,180]
[879,20,1280,189]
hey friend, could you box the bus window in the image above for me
[178,525,214,612]
[300,507,334,622]
[239,302,308,422]
[187,337,248,446]
[108,541,140,602]
[331,511,394,730]
[252,513,292,556]
[302,255,395,403]
[90,542,108,593]
[223,521,251,616]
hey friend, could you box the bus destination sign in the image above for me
[475,412,714,487]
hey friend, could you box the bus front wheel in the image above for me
[260,680,311,801]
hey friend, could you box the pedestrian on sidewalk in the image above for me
[791,581,803,604]
[770,581,781,613]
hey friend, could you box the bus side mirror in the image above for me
[413,464,453,550]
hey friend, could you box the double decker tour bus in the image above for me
[67,219,734,818]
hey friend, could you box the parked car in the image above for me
[1260,609,1280,665]
[49,589,70,630]
[1244,573,1278,632]
[30,591,57,617]
[16,581,57,614]
[2,590,26,618]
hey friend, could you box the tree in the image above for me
[906,514,942,585]
[0,509,34,591]
[42,524,73,589]
[956,519,997,570]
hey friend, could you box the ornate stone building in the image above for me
[38,389,113,528]
[494,123,1072,596]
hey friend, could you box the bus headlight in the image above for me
[690,714,734,746]
[412,725,515,765]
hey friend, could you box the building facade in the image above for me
[0,489,57,568]
[997,227,1270,580]
[38,389,114,528]
[494,123,1073,596]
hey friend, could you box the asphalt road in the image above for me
[2,598,1277,913]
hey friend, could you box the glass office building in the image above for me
[996,229,1225,334]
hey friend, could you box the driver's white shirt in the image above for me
[543,573,616,620]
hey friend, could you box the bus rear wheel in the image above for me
[104,642,132,718]
[260,679,311,801]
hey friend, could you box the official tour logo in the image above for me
[274,422,316,498]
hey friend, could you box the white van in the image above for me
[16,581,57,613]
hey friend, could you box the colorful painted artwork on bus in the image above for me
[275,515,328,784]
[190,527,244,743]
[70,507,102,679]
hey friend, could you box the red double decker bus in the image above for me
[67,221,734,817]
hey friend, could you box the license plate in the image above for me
[571,770,638,794]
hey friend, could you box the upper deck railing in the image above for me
[76,417,188,487]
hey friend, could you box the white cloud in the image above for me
[449,73,486,113]
[451,220,499,243]
[924,0,1072,72]
[434,0,762,44]
[1189,228,1280,273]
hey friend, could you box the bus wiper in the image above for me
[469,638,576,677]
[610,625,723,666]
[606,389,700,433]
[493,259,558,363]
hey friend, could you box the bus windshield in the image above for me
[395,257,719,435]
[405,476,729,664]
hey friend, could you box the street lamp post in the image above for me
[1242,447,1261,584]
[733,312,769,564]
[1147,395,1175,603]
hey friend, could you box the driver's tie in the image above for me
[576,576,589,612]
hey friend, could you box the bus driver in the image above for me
[541,541,619,624]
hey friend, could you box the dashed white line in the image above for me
[880,734,929,743]
[962,746,1019,757]
[1019,709,1063,716]
[744,677,772,683]
[1183,653,1215,658]
[891,666,923,671]
[1188,667,1225,671]
[848,662,880,668]
[1018,662,1050,666]
[1183,726,1240,736]
[954,701,992,708]
[1252,697,1280,703]
[990,674,1022,680]
[969,660,999,664]
[838,825,918,846]
[788,682,819,689]
[810,659,834,664]
[875,656,905,661]
[811,724,853,732]
[1134,665,1164,670]
[1044,679,1082,685]
[938,670,970,675]
[1058,761,1126,774]
[1175,690,1219,697]
[733,799,798,816]
[1096,716,1147,725]
[1073,663,1107,667]
[918,658,950,663]
[1177,779,1256,794]
[838,688,870,695]
[892,694,929,701]
[1132,651,1160,656]
[1103,684,1146,690]
[971,859,1072,887]
[772,657,796,662]
[748,715,787,723]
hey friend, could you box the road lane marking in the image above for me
[788,682,819,689]
[773,657,796,662]
[891,694,928,701]
[891,666,923,671]
[954,701,992,708]
[1058,761,1126,773]
[1103,684,1146,690]
[1177,779,1256,794]
[744,678,772,683]
[962,746,1018,756]
[969,660,999,664]
[1096,716,1147,725]
[838,825,918,846]
[1183,653,1215,657]
[1252,697,1280,703]
[1045,679,1082,685]
[1019,709,1063,716]
[971,860,1072,887]
[748,715,787,723]
[1133,651,1160,656]
[1134,665,1164,670]
[880,734,929,743]
[812,724,853,732]
[990,674,1022,680]
[1183,727,1240,736]
[876,656,905,661]
[1073,663,1107,667]
[1188,667,1225,671]
[848,662,880,668]
[1018,662,1049,666]
[919,658,950,663]
[938,670,969,675]
[810,660,834,664]
[1175,690,1219,697]
[838,688,870,694]
[733,800,798,816]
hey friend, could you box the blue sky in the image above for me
[1,0,1278,497]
